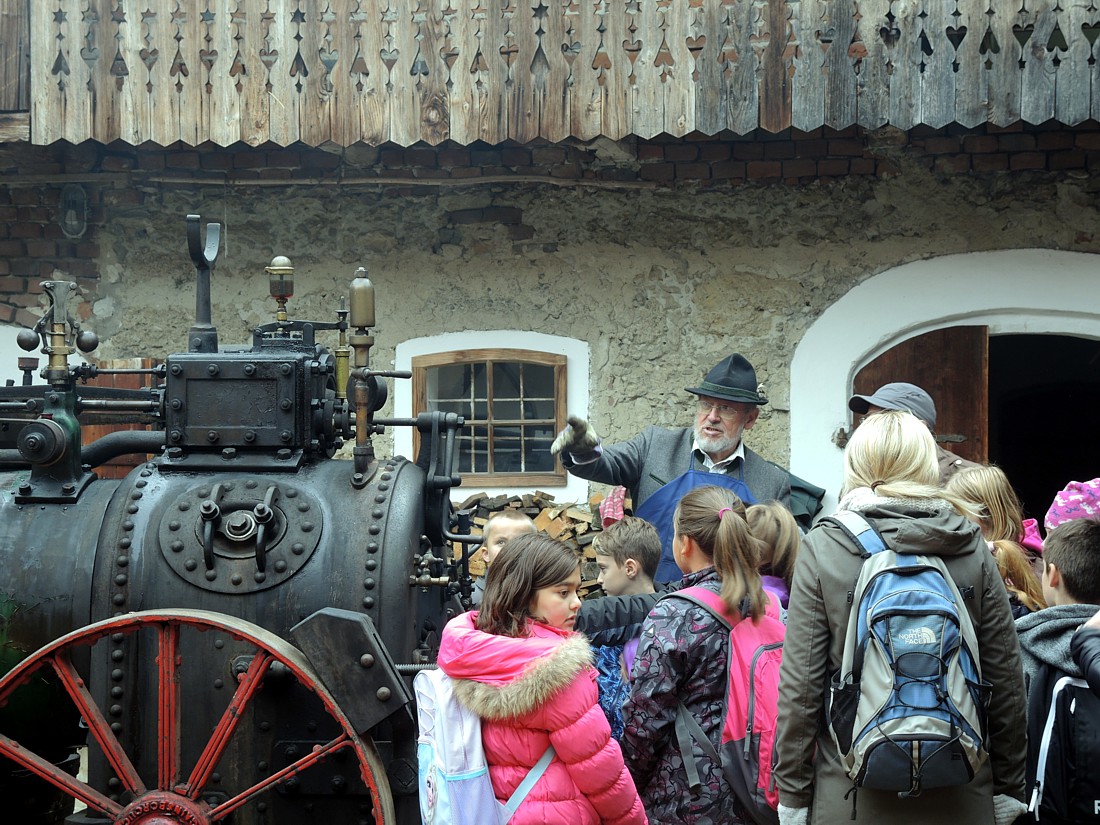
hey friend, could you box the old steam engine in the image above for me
[0,216,478,825]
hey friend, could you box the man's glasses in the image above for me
[696,398,747,421]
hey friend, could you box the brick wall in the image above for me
[2,120,1099,327]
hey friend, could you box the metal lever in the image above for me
[186,214,222,354]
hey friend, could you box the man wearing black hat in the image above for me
[552,353,791,582]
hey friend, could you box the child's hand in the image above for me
[550,415,600,455]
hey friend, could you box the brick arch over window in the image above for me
[790,250,1100,517]
[395,331,590,502]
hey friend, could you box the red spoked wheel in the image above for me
[0,609,395,824]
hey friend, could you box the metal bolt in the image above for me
[170,397,183,410]
[376,687,391,702]
[360,654,375,668]
[207,430,219,443]
[207,364,220,376]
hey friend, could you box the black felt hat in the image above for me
[686,353,768,405]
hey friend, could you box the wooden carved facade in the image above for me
[7,0,1100,147]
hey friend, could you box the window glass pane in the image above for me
[435,364,471,399]
[526,364,554,396]
[493,362,522,399]
[434,400,470,417]
[470,426,489,474]
[456,433,474,474]
[493,437,522,473]
[473,400,488,420]
[522,399,555,420]
[472,363,488,399]
[524,437,555,472]
[494,400,522,421]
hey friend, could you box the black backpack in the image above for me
[1026,662,1100,823]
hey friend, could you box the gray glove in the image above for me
[550,415,600,456]
[993,794,1027,825]
[777,805,808,825]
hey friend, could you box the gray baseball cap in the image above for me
[848,382,936,428]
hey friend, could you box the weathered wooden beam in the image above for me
[0,111,29,142]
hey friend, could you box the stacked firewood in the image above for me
[454,490,607,595]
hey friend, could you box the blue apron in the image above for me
[636,452,757,583]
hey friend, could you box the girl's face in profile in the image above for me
[528,567,583,630]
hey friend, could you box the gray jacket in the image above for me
[561,425,791,508]
[1015,603,1100,699]
[774,497,1028,822]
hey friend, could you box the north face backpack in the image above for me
[665,585,785,825]
[1026,662,1100,823]
[823,510,991,800]
[414,667,554,825]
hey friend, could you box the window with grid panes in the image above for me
[412,349,567,486]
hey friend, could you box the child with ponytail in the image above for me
[621,486,773,824]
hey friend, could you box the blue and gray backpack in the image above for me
[823,511,991,804]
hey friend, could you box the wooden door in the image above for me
[853,326,988,464]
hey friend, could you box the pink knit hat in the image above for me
[1044,479,1100,532]
[1018,518,1043,558]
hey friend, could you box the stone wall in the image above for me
[2,123,1099,475]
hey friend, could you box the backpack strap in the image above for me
[660,587,731,798]
[820,510,887,556]
[501,744,556,822]
[675,702,722,797]
[662,585,740,627]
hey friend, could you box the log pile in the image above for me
[454,490,608,595]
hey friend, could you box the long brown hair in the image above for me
[746,501,801,586]
[476,533,580,637]
[674,486,766,620]
[991,540,1046,613]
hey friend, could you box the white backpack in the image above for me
[415,667,555,825]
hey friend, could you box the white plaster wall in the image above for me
[0,326,24,386]
[790,249,1100,516]
[394,331,590,505]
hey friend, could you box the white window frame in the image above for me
[395,331,590,503]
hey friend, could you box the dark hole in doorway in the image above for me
[989,334,1100,524]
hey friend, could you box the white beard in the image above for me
[694,423,742,459]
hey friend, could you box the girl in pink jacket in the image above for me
[437,534,648,825]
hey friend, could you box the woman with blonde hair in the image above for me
[773,410,1027,825]
[946,465,1046,617]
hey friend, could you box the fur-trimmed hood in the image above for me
[438,611,594,719]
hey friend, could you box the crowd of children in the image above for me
[430,409,1100,825]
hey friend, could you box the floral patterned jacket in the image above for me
[621,567,748,825]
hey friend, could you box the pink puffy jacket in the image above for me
[437,611,647,825]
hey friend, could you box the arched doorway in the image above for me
[790,249,1100,519]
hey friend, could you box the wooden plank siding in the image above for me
[0,0,29,113]
[18,0,1100,148]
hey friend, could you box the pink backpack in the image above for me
[665,586,785,825]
